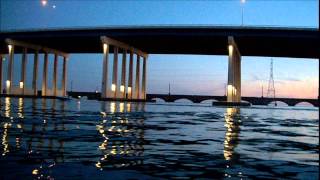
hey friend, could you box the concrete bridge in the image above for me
[0,26,319,104]
[66,91,319,107]
[146,94,319,107]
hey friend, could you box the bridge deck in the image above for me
[1,26,319,58]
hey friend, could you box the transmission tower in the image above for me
[267,58,276,106]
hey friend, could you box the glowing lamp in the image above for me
[6,80,10,88]
[111,84,116,92]
[227,85,234,96]
[8,45,12,52]
[120,85,125,92]
[41,0,47,6]
[19,82,24,89]
[103,44,108,53]
[228,45,233,55]
[128,87,132,93]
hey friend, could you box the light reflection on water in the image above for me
[223,107,240,161]
[0,98,318,179]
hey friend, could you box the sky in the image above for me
[0,0,319,98]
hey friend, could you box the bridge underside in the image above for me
[1,27,319,58]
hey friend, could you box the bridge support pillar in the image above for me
[20,48,27,95]
[4,39,68,97]
[32,51,39,96]
[101,43,109,99]
[227,36,241,103]
[120,50,127,99]
[141,56,147,100]
[42,53,48,96]
[128,51,134,99]
[62,57,67,97]
[135,54,140,99]
[112,47,119,98]
[100,36,148,101]
[53,54,58,96]
[7,44,14,94]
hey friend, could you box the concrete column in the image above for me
[227,44,233,102]
[232,48,236,102]
[233,49,241,102]
[135,54,140,99]
[20,48,27,95]
[141,56,147,100]
[0,54,3,94]
[42,53,48,96]
[32,51,39,96]
[234,57,239,102]
[128,51,134,99]
[53,54,58,96]
[112,47,118,98]
[238,56,242,102]
[120,50,127,99]
[7,45,14,94]
[62,57,67,97]
[101,43,109,98]
[227,37,241,103]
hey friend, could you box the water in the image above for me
[0,97,318,179]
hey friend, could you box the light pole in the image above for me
[241,0,246,26]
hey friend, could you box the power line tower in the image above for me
[267,58,276,106]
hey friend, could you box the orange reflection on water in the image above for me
[2,122,11,156]
[4,97,11,118]
[18,98,24,118]
[119,102,124,113]
[110,102,116,113]
[95,103,145,170]
[223,108,240,161]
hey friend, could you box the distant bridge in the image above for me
[67,92,319,107]
[146,94,319,107]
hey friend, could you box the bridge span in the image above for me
[1,26,319,104]
[146,94,319,107]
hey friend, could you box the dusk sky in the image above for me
[0,0,318,98]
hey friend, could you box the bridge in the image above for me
[0,26,319,105]
[66,91,319,107]
[146,94,319,107]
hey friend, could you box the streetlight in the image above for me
[241,0,246,26]
[41,0,48,7]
